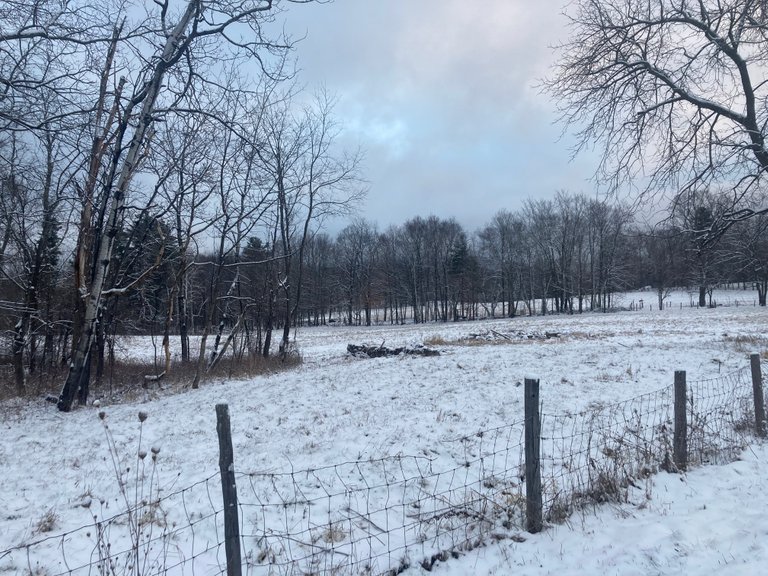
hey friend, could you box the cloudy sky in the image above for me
[278,0,597,233]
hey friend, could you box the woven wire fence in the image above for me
[236,421,526,575]
[540,385,674,521]
[0,472,226,576]
[0,366,761,575]
[688,369,755,465]
[539,367,756,523]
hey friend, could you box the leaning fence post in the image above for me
[750,354,767,438]
[524,377,543,533]
[673,371,687,472]
[216,404,242,576]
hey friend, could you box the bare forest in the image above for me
[4,0,768,412]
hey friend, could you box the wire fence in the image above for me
[1,364,763,575]
[0,473,227,576]
[688,370,755,464]
[235,423,527,575]
[540,385,675,523]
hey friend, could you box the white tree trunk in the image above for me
[57,3,197,411]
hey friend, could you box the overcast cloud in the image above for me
[278,0,596,233]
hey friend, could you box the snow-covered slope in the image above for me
[1,289,765,575]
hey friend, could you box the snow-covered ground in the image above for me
[0,288,766,575]
[432,443,768,576]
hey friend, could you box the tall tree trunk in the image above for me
[193,251,225,387]
[262,303,273,358]
[94,314,106,386]
[177,264,190,363]
[59,7,197,411]
[11,316,28,394]
[192,330,210,389]
[279,299,291,357]
[163,284,176,374]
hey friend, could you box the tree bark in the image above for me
[58,5,197,411]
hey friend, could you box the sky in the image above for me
[277,0,598,234]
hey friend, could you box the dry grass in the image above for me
[451,338,517,347]
[33,508,58,535]
[0,364,67,403]
[424,330,606,349]
[0,352,302,407]
[423,336,531,348]
[722,333,768,356]
[423,337,553,348]
[101,353,302,406]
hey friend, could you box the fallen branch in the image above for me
[347,344,440,358]
[143,371,166,388]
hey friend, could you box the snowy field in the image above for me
[1,288,767,575]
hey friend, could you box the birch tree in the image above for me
[56,0,314,411]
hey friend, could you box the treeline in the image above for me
[298,190,768,327]
[5,181,767,403]
[2,4,768,406]
[300,194,628,326]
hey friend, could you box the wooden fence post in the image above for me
[750,354,767,438]
[216,404,242,576]
[524,378,543,533]
[673,371,687,472]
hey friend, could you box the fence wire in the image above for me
[0,367,761,576]
[539,367,755,522]
[687,369,755,465]
[540,385,674,521]
[236,421,526,575]
[0,473,226,576]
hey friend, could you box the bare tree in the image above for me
[257,90,363,356]
[56,0,315,411]
[732,213,768,304]
[0,0,117,132]
[298,232,335,325]
[672,189,732,306]
[478,210,521,317]
[548,0,768,225]
[0,101,80,394]
[335,219,379,325]
[149,113,220,369]
[585,199,632,311]
[190,99,275,388]
[636,225,685,310]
